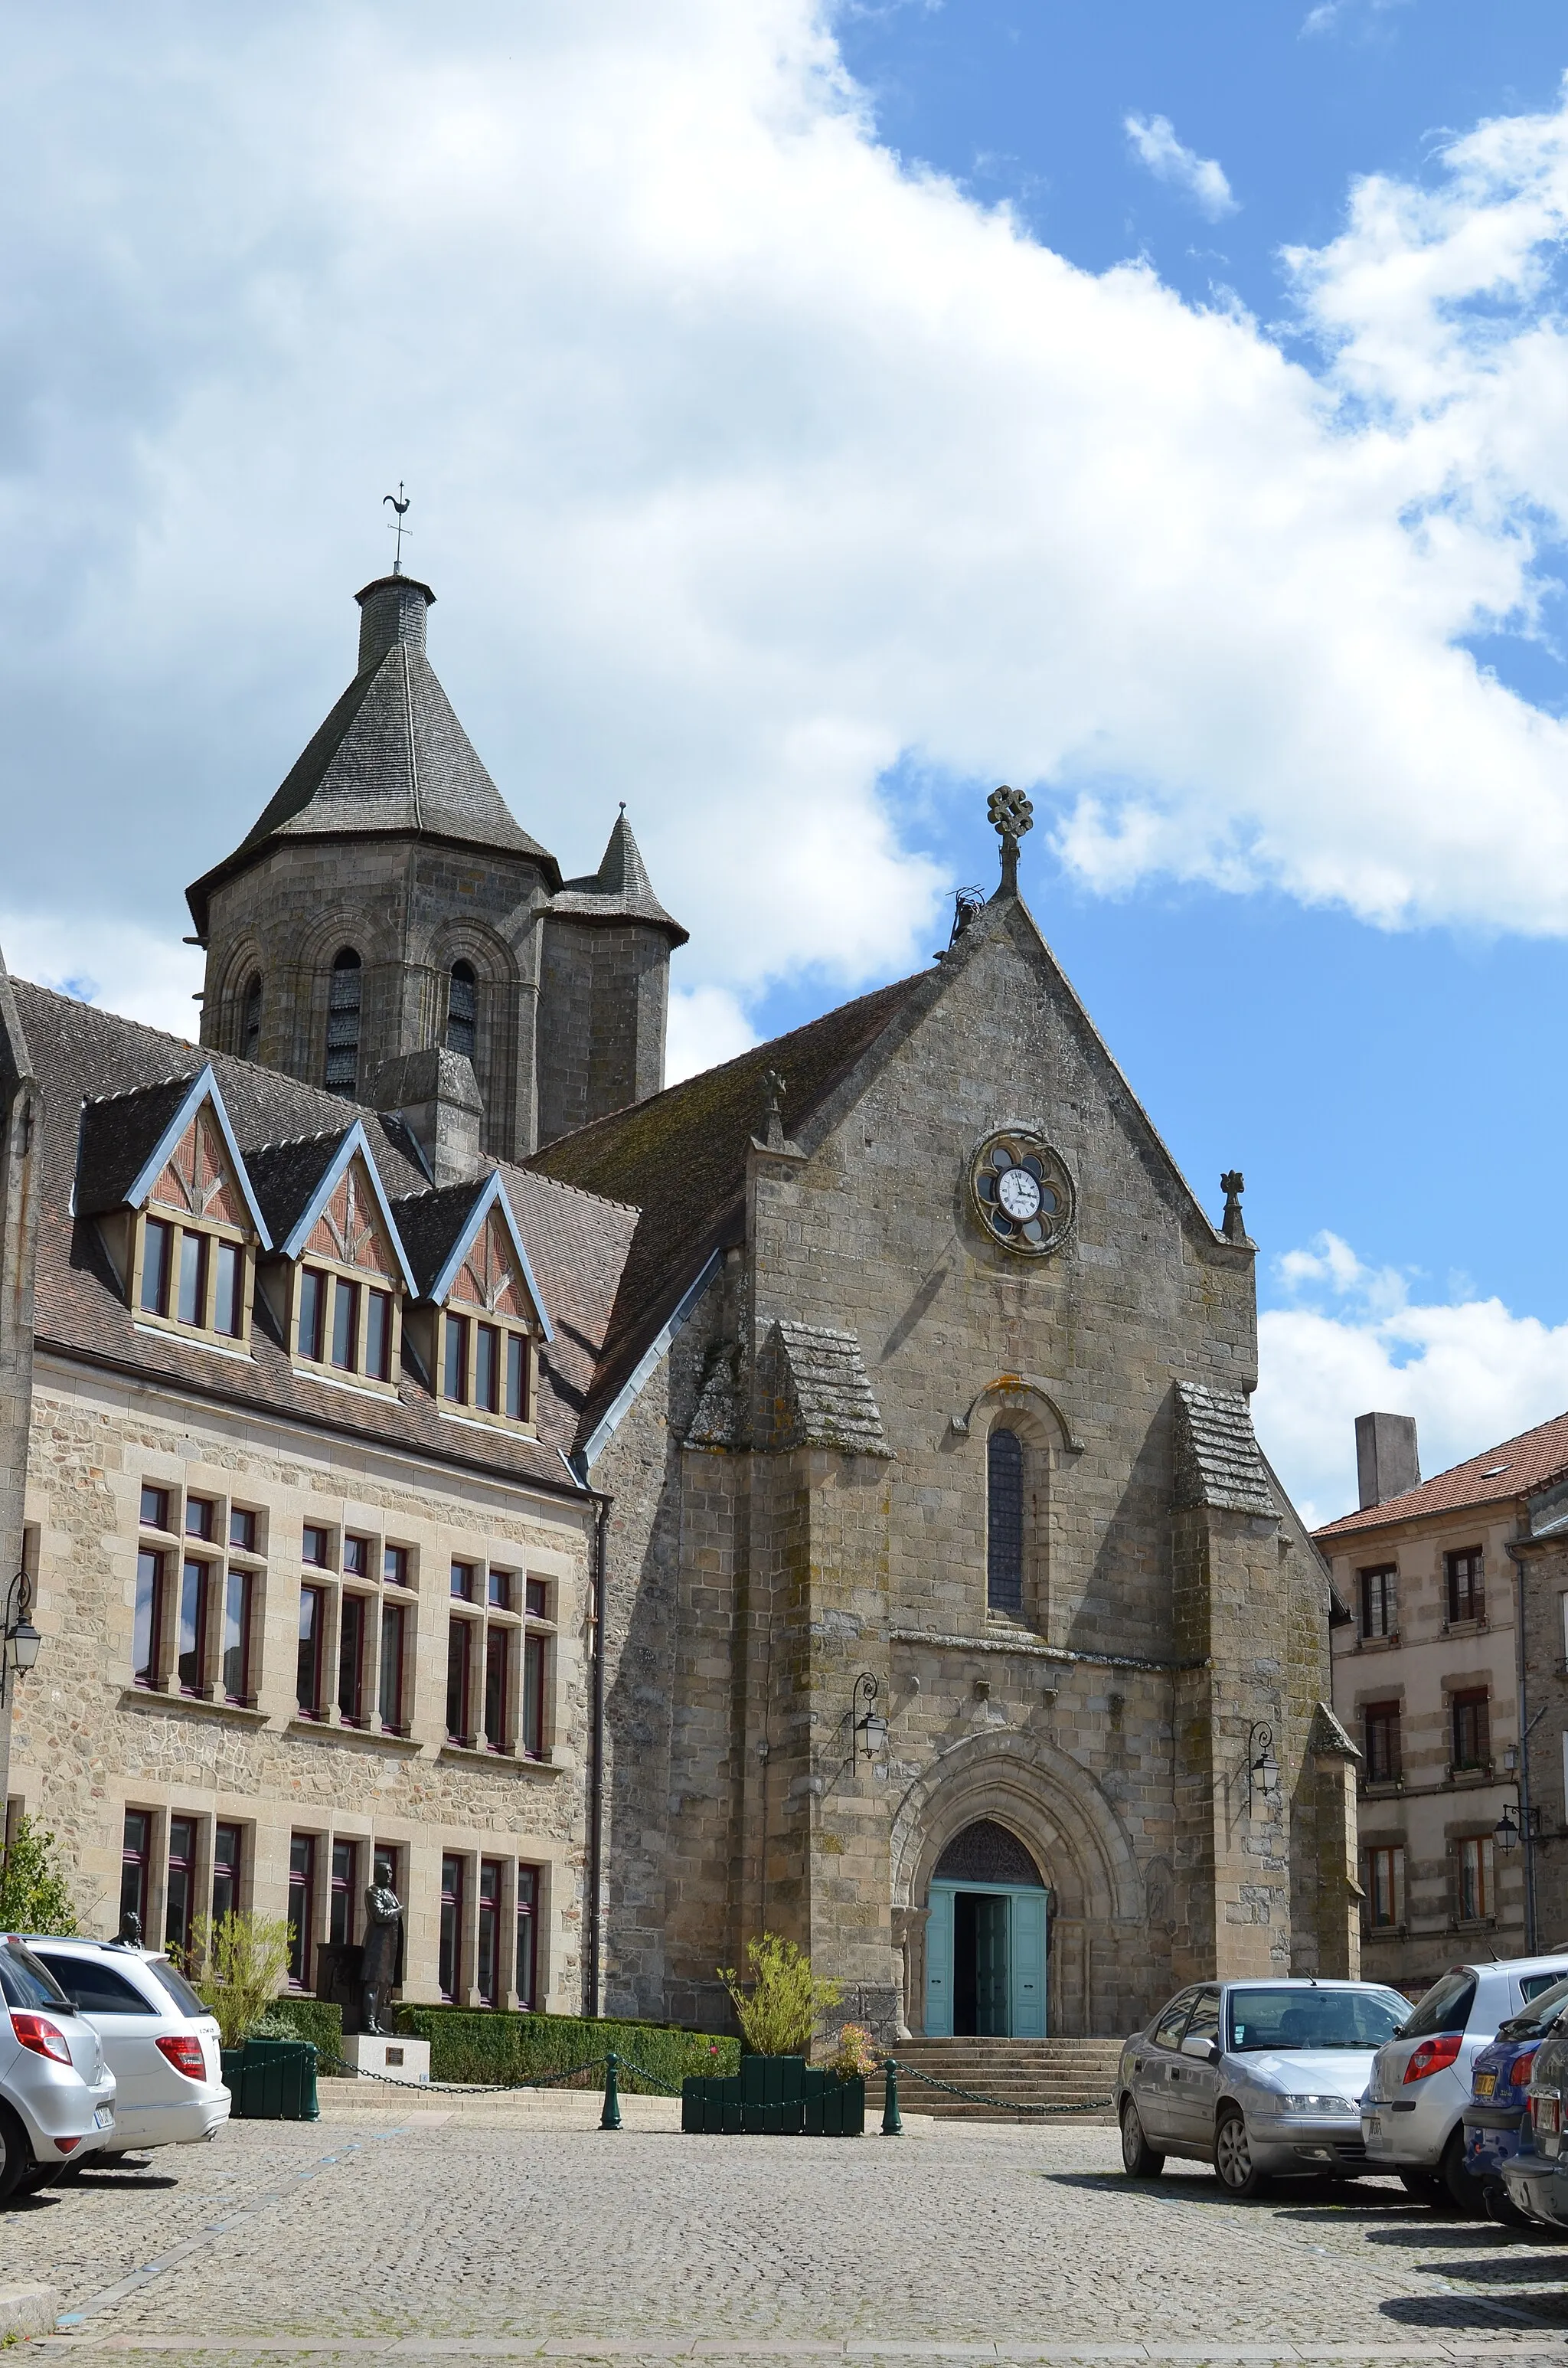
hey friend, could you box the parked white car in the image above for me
[1361,1954,1568,2212]
[26,1939,229,2165]
[0,1937,117,2197]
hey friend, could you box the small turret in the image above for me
[536,807,687,1148]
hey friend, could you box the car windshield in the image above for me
[1400,1971,1478,2041]
[1498,1974,1568,2037]
[0,1938,73,2013]
[1227,1986,1407,2053]
[143,1957,205,2016]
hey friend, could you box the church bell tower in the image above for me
[186,568,686,1161]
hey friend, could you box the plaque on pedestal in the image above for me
[339,2033,431,2085]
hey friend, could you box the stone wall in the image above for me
[17,1356,593,2010]
[536,920,671,1148]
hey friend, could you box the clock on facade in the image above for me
[969,1129,1074,1256]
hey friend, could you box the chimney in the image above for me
[371,1048,484,1188]
[355,574,434,675]
[1355,1411,1419,1510]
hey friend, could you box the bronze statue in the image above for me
[360,1857,403,2036]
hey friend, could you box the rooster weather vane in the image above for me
[383,483,412,574]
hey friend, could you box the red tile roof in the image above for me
[1313,1408,1568,1542]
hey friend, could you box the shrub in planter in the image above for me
[719,1933,842,2057]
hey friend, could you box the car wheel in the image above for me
[0,2106,34,2206]
[1119,2098,1164,2178]
[1439,2131,1485,2217]
[1213,2107,1270,2200]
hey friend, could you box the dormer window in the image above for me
[325,949,362,1097]
[90,1078,267,1353]
[272,1137,410,1398]
[439,1310,532,1423]
[447,961,477,1061]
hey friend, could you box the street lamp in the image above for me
[854,1672,888,1760]
[1248,1722,1279,1813]
[0,1568,39,1706]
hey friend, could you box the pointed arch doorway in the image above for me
[923,1820,1047,2038]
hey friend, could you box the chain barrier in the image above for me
[879,2057,1115,2117]
[312,2045,682,2100]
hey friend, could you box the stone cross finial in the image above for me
[987,783,1034,894]
[1220,1170,1246,1242]
[762,1069,788,1150]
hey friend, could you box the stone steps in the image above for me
[872,2038,1122,2124]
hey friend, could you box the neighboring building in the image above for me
[0,561,1360,2042]
[1319,1409,1568,1989]
[0,569,671,2011]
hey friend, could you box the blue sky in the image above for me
[5,1,1568,1518]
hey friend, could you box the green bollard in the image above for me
[600,2049,622,2131]
[881,2056,903,2137]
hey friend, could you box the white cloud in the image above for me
[1124,113,1238,221]
[4,7,1568,1053]
[665,985,760,1084]
[1254,1231,1568,1528]
[1301,0,1411,39]
[0,915,201,1044]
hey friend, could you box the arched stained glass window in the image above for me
[241,976,262,1062]
[987,1427,1024,1616]
[325,948,362,1096]
[446,960,477,1061]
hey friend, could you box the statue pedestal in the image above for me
[340,2033,430,2086]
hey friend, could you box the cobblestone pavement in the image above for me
[9,2109,1568,2368]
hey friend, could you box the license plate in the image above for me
[1367,2115,1381,2138]
[93,2107,113,2129]
[1476,2073,1497,2099]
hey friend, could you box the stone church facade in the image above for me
[0,563,1357,2040]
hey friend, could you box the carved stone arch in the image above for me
[889,1728,1144,2036]
[285,911,390,1098]
[966,1379,1071,1631]
[211,934,269,1058]
[414,921,521,1151]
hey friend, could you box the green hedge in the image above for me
[394,2004,738,2092]
[260,1996,347,2071]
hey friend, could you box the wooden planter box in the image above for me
[681,2053,864,2134]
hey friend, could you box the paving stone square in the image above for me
[9,2111,1568,2368]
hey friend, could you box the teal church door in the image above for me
[1010,1888,1046,2036]
[923,1881,1048,2038]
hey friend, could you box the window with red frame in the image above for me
[120,1810,151,1938]
[211,1823,242,1924]
[439,1854,465,2001]
[477,1859,502,2007]
[297,1585,327,1717]
[178,1557,209,1695]
[379,1601,406,1732]
[288,1833,317,1987]
[446,1619,473,1745]
[521,1633,547,1760]
[133,1548,165,1687]
[165,1816,197,1958]
[515,1864,539,2010]
[329,1838,358,1948]
[222,1568,252,1703]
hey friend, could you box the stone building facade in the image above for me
[1321,1408,1568,1990]
[534,859,1361,2039]
[0,562,1358,2041]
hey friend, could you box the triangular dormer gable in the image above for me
[76,1065,271,1245]
[273,1122,416,1292]
[426,1174,554,1340]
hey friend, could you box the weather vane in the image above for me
[383,483,411,574]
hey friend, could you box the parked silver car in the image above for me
[1362,1954,1568,2213]
[28,1938,229,2164]
[1118,1978,1409,2197]
[0,1935,117,2198]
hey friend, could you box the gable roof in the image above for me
[262,1120,417,1291]
[531,875,1244,1436]
[390,1170,553,1339]
[549,811,687,944]
[1314,1407,1568,1542]
[76,1065,272,1243]
[3,976,636,1498]
[529,972,926,1421]
[186,579,558,934]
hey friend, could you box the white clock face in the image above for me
[997,1166,1042,1220]
[969,1130,1073,1256]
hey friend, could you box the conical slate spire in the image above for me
[549,808,688,944]
[186,576,559,935]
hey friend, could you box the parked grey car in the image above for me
[28,1939,229,2163]
[0,1935,117,2197]
[1362,1954,1568,2212]
[1118,1978,1409,2197]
